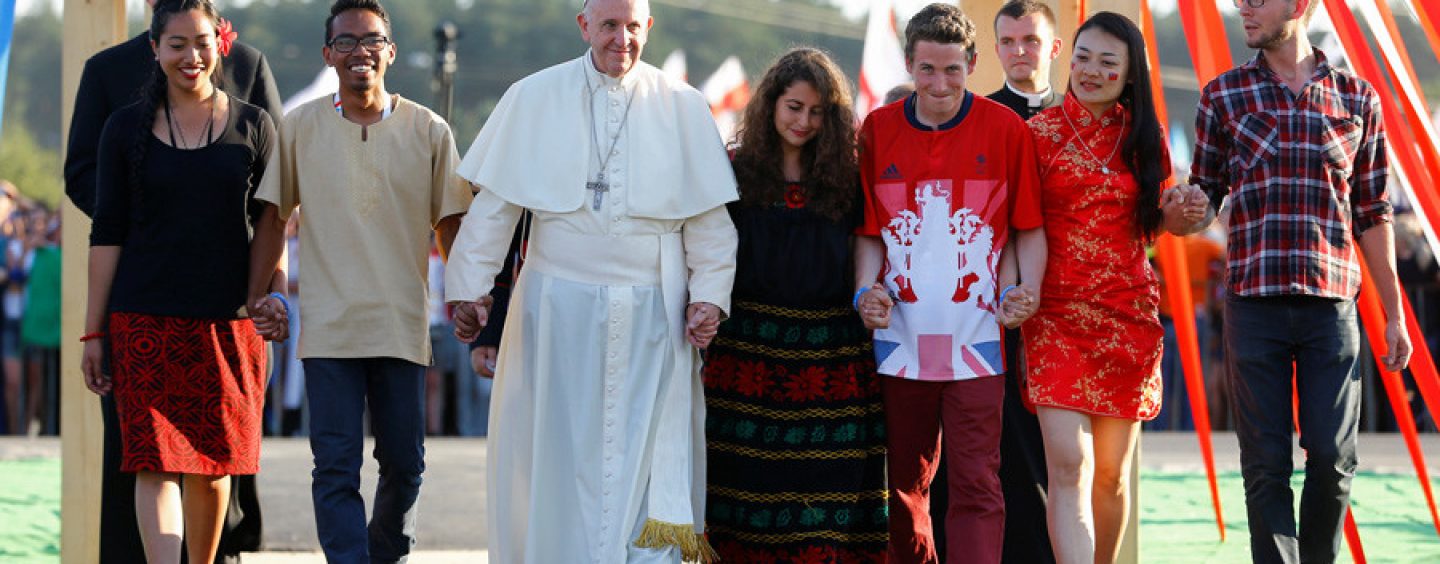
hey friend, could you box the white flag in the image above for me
[662,49,688,83]
[857,0,907,119]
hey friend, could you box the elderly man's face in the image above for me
[578,0,652,78]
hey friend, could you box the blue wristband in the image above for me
[999,284,1019,304]
[267,292,291,316]
[852,288,870,311]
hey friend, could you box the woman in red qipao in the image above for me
[1015,12,1209,564]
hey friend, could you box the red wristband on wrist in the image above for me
[80,332,107,342]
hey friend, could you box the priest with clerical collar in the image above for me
[987,0,1063,120]
[444,0,738,561]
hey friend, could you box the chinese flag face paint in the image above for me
[1069,28,1131,111]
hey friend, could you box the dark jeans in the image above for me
[305,357,426,564]
[1225,295,1361,564]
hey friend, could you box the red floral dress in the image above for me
[1022,93,1165,421]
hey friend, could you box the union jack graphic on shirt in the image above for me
[872,179,1006,381]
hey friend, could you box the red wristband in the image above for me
[79,332,107,342]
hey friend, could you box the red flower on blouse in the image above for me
[784,183,807,209]
[216,18,238,57]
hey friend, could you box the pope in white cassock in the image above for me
[444,0,738,561]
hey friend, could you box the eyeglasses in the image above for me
[328,35,390,53]
[1232,0,1267,8]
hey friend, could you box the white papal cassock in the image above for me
[445,53,738,563]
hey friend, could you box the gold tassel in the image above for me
[632,519,721,563]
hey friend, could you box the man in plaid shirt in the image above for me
[1187,1,1412,562]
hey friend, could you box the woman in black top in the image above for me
[700,47,887,560]
[80,2,282,562]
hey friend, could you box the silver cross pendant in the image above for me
[586,176,609,211]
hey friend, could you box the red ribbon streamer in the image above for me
[1141,0,1225,542]
[1355,257,1440,537]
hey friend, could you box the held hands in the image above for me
[1382,319,1414,373]
[250,295,289,342]
[471,346,498,378]
[1162,184,1211,233]
[996,285,1039,328]
[687,302,723,349]
[81,339,110,395]
[453,296,495,344]
[857,284,894,330]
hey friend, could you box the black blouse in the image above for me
[729,181,860,308]
[90,98,275,319]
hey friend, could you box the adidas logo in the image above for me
[880,164,902,180]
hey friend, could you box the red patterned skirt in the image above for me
[109,312,267,475]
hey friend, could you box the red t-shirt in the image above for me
[857,93,1043,381]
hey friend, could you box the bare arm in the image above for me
[997,238,1019,290]
[247,203,287,305]
[1014,227,1047,296]
[434,213,464,262]
[853,235,893,329]
[82,246,121,394]
[1357,223,1412,372]
[853,235,885,294]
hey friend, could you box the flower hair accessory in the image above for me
[216,18,238,56]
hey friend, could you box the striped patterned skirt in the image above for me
[701,300,888,562]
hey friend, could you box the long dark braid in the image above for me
[127,0,224,223]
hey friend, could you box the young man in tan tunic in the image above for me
[246,1,472,561]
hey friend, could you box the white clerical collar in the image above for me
[1005,81,1052,109]
[582,50,640,90]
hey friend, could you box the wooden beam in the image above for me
[61,1,127,562]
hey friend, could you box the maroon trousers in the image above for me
[883,375,1006,564]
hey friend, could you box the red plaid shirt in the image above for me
[1190,49,1391,299]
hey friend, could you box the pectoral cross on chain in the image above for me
[586,173,609,211]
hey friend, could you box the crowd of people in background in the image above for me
[0,180,62,437]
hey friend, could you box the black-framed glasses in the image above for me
[1232,0,1267,8]
[328,35,390,53]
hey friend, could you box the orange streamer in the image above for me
[1401,293,1440,433]
[1356,257,1440,537]
[1325,0,1440,466]
[1164,0,1236,542]
[1175,0,1234,82]
[1372,0,1429,111]
[1416,0,1440,68]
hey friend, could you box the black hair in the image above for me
[1075,12,1165,240]
[130,0,223,223]
[325,0,393,44]
[994,0,1057,32]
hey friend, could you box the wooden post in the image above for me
[962,1,1144,563]
[61,1,127,562]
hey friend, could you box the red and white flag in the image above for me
[702,56,750,143]
[857,0,907,119]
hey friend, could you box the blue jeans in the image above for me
[305,358,426,563]
[1225,295,1361,564]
